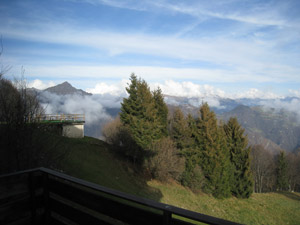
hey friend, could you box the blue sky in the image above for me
[1,0,300,98]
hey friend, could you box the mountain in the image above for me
[36,82,300,152]
[43,81,92,96]
[166,97,300,153]
[220,105,300,152]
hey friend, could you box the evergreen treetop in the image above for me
[153,87,168,137]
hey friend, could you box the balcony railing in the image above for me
[0,168,242,225]
[36,114,85,123]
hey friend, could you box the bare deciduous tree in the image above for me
[250,145,276,193]
[146,137,185,182]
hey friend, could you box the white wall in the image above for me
[62,124,84,138]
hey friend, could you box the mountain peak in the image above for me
[61,81,72,86]
[44,81,92,96]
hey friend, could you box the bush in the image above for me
[102,116,123,145]
[146,137,185,182]
[181,164,206,192]
[102,116,144,165]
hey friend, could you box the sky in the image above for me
[1,0,300,99]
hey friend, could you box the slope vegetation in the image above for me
[48,134,300,225]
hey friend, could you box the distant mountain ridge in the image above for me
[220,105,300,153]
[44,81,92,96]
[37,82,300,153]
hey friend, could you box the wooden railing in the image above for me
[36,114,85,122]
[0,168,242,225]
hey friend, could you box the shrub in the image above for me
[146,137,185,182]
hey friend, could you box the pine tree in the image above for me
[153,87,168,137]
[120,74,166,164]
[170,107,192,150]
[212,126,233,198]
[276,151,289,191]
[195,103,231,198]
[224,117,253,198]
[170,111,204,189]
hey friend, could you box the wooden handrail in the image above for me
[0,168,243,225]
[35,114,85,122]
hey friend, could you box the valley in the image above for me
[37,81,300,153]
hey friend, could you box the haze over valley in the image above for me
[34,81,300,153]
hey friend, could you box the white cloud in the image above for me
[289,89,300,98]
[152,80,226,98]
[28,79,56,90]
[234,88,282,99]
[1,20,299,84]
[86,79,128,95]
[187,97,225,109]
[259,98,300,122]
[40,92,112,125]
[77,0,298,28]
[86,80,286,101]
[22,64,297,86]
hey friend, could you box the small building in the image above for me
[37,114,85,138]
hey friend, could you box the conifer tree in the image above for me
[170,107,192,150]
[153,87,168,137]
[120,74,166,164]
[276,151,289,191]
[224,117,253,198]
[170,111,204,188]
[195,103,231,198]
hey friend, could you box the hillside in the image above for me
[36,82,300,152]
[45,134,162,200]
[220,105,300,152]
[46,134,300,225]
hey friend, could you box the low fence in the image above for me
[0,168,242,225]
[36,114,85,123]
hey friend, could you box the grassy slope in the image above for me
[52,135,162,201]
[149,180,300,225]
[49,135,300,225]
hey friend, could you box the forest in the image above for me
[102,74,300,198]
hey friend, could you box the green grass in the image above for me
[50,135,162,201]
[148,180,300,225]
[46,134,300,225]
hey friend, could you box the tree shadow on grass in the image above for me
[60,137,164,203]
[278,191,300,201]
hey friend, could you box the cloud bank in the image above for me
[39,92,113,125]
[259,98,300,122]
[28,79,56,90]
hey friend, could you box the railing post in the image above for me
[28,172,36,225]
[43,172,51,225]
[163,210,172,225]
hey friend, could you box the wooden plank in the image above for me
[43,173,51,225]
[49,216,69,225]
[50,198,113,225]
[0,196,30,224]
[6,213,43,225]
[0,168,40,179]
[172,217,204,225]
[49,178,163,225]
[0,192,29,205]
[6,216,31,225]
[0,171,43,201]
[0,194,44,225]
